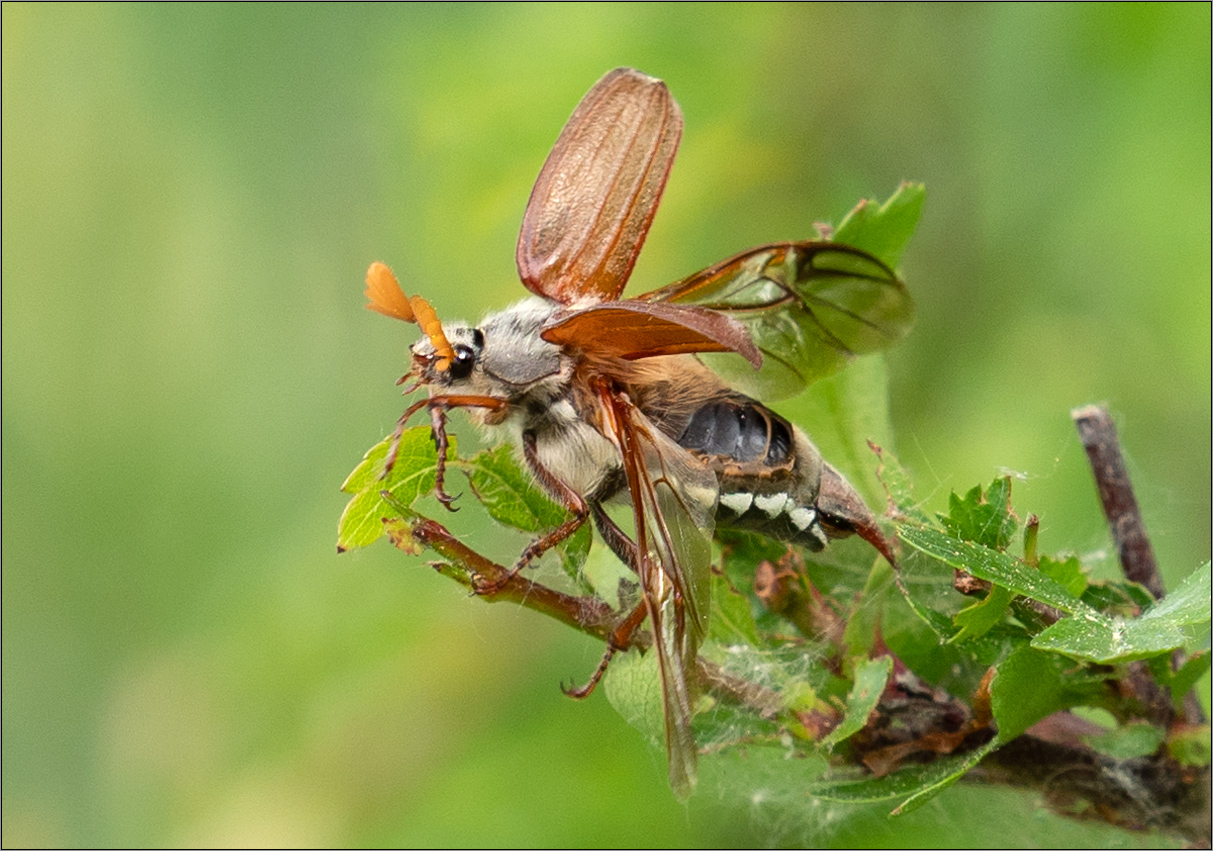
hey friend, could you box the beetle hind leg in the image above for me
[563,599,649,699]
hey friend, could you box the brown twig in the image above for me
[1071,404,1163,599]
[381,505,626,646]
[1071,406,1207,727]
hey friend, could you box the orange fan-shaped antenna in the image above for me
[365,262,455,370]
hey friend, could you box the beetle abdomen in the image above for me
[676,396,828,549]
[677,398,791,465]
[715,488,830,551]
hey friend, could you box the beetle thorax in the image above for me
[409,298,621,496]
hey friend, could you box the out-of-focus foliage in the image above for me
[4,4,1208,848]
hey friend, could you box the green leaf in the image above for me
[1030,615,1174,663]
[1080,579,1154,616]
[717,529,786,593]
[821,656,892,748]
[338,431,594,581]
[1169,651,1211,710]
[990,645,1104,742]
[890,740,998,816]
[834,181,926,270]
[708,571,762,646]
[871,444,927,521]
[1084,721,1165,760]
[1168,724,1212,767]
[462,443,591,579]
[604,649,666,751]
[1038,555,1088,599]
[843,559,897,658]
[1032,563,1211,664]
[1140,562,1211,629]
[337,427,451,551]
[951,584,1014,643]
[807,763,937,804]
[463,444,555,532]
[899,579,962,641]
[939,478,1018,551]
[898,525,1093,616]
[807,739,997,813]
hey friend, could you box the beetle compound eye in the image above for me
[448,344,476,380]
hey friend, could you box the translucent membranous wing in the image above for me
[597,384,716,798]
[517,68,683,305]
[639,242,913,399]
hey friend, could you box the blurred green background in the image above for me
[4,4,1208,847]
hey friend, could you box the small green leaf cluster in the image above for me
[339,430,591,587]
[891,469,1210,803]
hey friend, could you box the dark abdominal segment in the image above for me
[677,396,827,550]
[678,398,791,465]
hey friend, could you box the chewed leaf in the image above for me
[940,478,1018,551]
[337,427,452,551]
[833,182,926,270]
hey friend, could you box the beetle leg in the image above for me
[563,599,649,699]
[383,394,508,511]
[383,396,434,476]
[473,431,589,595]
[591,503,641,573]
[427,405,460,510]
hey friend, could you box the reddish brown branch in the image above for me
[1071,404,1163,599]
[391,514,624,644]
[1071,405,1206,727]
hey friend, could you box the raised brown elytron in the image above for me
[365,68,912,796]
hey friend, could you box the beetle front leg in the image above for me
[382,393,508,511]
[428,405,460,510]
[383,396,434,476]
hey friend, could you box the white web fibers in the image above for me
[596,530,922,844]
[691,537,884,843]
